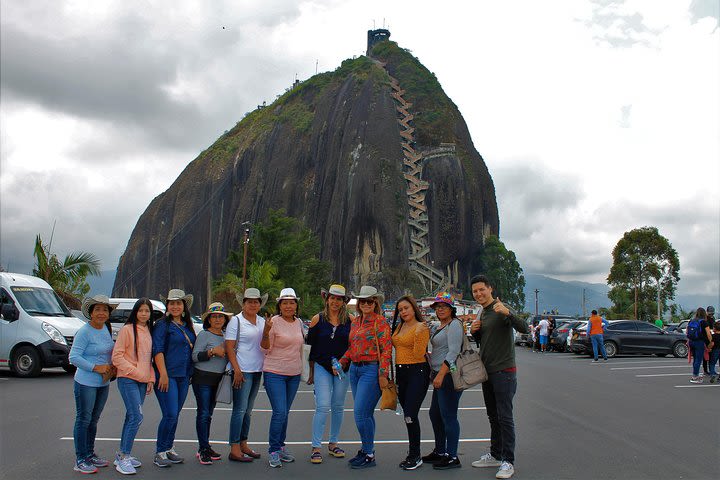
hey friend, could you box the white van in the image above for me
[108,298,167,340]
[0,272,87,377]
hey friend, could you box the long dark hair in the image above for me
[165,299,196,341]
[695,307,707,320]
[125,298,154,359]
[392,295,424,334]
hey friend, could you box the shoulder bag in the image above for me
[374,317,398,410]
[216,316,241,404]
[450,320,488,391]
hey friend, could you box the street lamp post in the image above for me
[241,227,250,291]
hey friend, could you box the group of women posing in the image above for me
[69,283,467,474]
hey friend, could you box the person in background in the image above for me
[261,288,305,468]
[708,321,720,384]
[112,298,154,475]
[69,295,116,474]
[152,289,196,467]
[654,317,664,329]
[391,295,430,470]
[422,292,464,470]
[225,288,268,462]
[470,275,529,479]
[339,285,391,470]
[702,306,715,375]
[536,317,550,353]
[191,302,232,465]
[306,284,352,464]
[587,310,609,362]
[688,307,711,383]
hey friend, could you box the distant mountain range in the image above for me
[89,270,716,315]
[523,273,718,317]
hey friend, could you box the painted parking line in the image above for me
[182,406,487,412]
[60,437,491,444]
[674,384,720,388]
[610,365,688,370]
[636,373,692,377]
[597,360,687,366]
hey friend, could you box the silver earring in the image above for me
[182,312,185,318]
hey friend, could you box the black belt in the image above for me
[353,361,378,366]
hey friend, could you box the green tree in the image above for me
[32,234,101,309]
[224,210,330,316]
[607,226,680,321]
[472,235,526,312]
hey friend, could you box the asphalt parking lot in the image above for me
[1,348,717,480]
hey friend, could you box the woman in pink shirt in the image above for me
[261,288,305,468]
[112,298,155,475]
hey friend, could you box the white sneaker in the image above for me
[496,461,514,479]
[115,454,137,475]
[472,453,502,468]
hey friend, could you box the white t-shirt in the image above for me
[538,319,549,336]
[224,313,265,373]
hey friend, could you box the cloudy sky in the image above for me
[1,0,718,299]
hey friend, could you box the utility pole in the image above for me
[534,289,539,317]
[634,286,638,320]
[241,227,250,291]
[582,288,586,318]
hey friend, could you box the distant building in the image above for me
[367,28,391,55]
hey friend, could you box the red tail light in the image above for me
[578,331,587,337]
[558,328,569,333]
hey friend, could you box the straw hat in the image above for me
[321,284,350,303]
[201,302,234,322]
[276,288,299,302]
[160,288,194,310]
[352,285,384,305]
[235,287,269,309]
[81,294,115,320]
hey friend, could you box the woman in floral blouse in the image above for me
[338,285,391,469]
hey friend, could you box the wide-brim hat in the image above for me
[201,302,234,322]
[236,288,268,309]
[430,291,455,309]
[352,285,384,305]
[160,288,194,310]
[321,284,350,302]
[276,287,299,302]
[81,294,115,320]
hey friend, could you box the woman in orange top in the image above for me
[391,295,430,470]
[112,298,155,475]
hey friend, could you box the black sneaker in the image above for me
[399,455,423,470]
[433,456,461,470]
[421,451,447,465]
[350,454,376,469]
[197,449,213,465]
[348,450,366,466]
[206,447,222,461]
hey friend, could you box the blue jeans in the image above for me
[690,341,705,376]
[117,378,146,455]
[154,376,190,452]
[428,373,462,457]
[229,371,262,444]
[312,363,350,448]
[73,382,109,463]
[591,334,607,360]
[482,370,518,464]
[709,349,720,375]
[349,363,381,454]
[264,372,301,453]
[192,383,218,450]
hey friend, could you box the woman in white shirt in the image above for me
[224,288,268,462]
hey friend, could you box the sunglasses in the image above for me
[358,298,375,305]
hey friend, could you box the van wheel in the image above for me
[11,346,42,378]
[62,364,77,374]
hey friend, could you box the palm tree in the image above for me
[33,234,101,309]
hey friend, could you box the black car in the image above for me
[549,320,585,352]
[573,320,688,358]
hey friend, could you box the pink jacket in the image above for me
[112,323,153,383]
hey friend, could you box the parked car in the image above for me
[549,320,585,352]
[571,320,688,358]
[520,314,576,348]
[665,320,689,334]
[0,272,87,377]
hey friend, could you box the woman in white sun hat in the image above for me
[261,287,306,468]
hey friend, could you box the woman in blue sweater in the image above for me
[69,295,116,474]
[152,289,196,468]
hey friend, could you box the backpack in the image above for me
[686,319,702,341]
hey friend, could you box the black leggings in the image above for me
[396,362,430,457]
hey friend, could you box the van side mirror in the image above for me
[1,303,19,321]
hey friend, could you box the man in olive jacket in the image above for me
[469,274,528,479]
